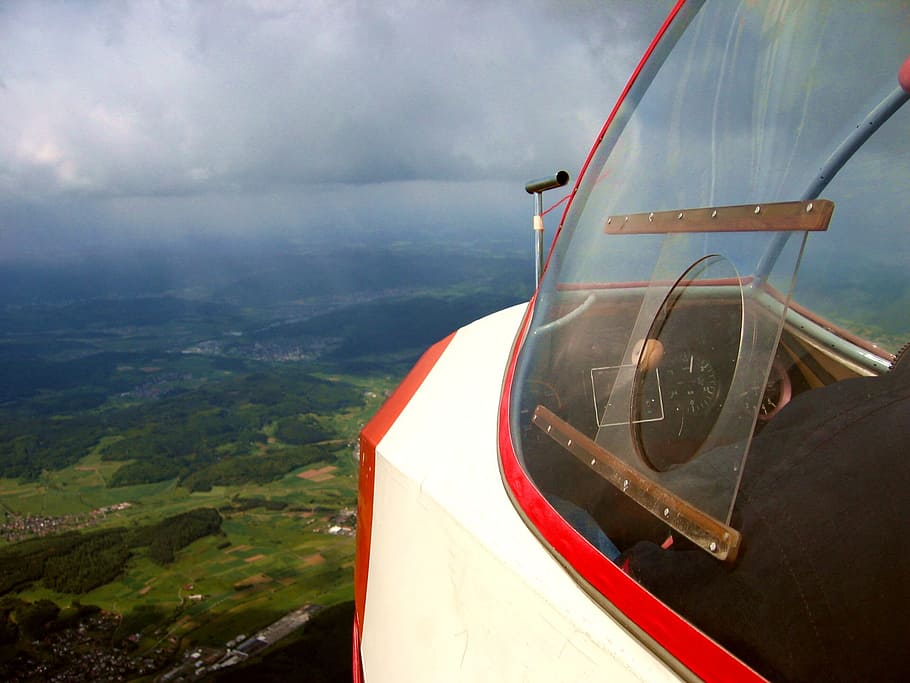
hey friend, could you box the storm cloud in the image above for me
[0,1,669,257]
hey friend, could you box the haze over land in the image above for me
[0,1,672,260]
[0,238,535,680]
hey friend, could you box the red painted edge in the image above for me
[898,54,910,93]
[354,332,457,634]
[352,615,364,683]
[498,319,764,682]
[497,2,766,681]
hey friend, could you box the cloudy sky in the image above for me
[0,1,671,259]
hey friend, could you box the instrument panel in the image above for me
[522,297,798,473]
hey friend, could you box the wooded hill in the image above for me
[0,369,356,486]
[0,508,222,596]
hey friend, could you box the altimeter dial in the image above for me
[661,350,720,417]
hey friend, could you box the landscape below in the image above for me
[0,237,532,681]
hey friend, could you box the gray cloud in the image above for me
[0,1,669,257]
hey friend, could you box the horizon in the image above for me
[0,1,671,261]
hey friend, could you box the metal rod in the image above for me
[756,80,910,282]
[525,171,569,288]
[534,192,545,286]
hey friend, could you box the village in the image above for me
[157,604,322,681]
[0,608,177,682]
[0,503,133,542]
[0,602,324,682]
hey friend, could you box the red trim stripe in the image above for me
[498,1,767,680]
[354,333,457,630]
[352,615,364,683]
[498,308,764,682]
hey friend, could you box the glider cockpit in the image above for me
[503,2,910,679]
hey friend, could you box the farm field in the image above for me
[0,240,532,679]
[0,369,394,679]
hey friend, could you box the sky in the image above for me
[0,1,672,260]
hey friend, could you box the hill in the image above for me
[0,238,532,680]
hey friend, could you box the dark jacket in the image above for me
[626,356,910,682]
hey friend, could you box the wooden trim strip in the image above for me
[532,405,741,562]
[604,199,833,235]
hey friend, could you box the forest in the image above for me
[0,240,535,680]
[0,508,223,596]
[0,368,358,485]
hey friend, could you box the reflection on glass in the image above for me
[508,1,910,680]
[631,255,742,472]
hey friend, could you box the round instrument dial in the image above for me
[757,359,792,422]
[660,350,721,417]
[630,254,742,473]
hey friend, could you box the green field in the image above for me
[0,454,354,658]
[0,241,529,678]
[0,372,398,667]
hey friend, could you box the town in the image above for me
[0,608,176,682]
[0,503,133,542]
[158,604,322,681]
[0,602,323,682]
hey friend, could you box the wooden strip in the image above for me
[604,198,833,235]
[532,405,741,562]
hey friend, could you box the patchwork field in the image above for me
[0,241,530,679]
[0,372,397,657]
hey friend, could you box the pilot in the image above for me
[622,350,910,682]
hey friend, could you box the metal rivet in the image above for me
[663,507,670,518]
[622,479,629,491]
[806,202,814,213]
[711,209,718,218]
[606,217,612,225]
[567,439,572,447]
[677,212,684,220]
[709,541,718,552]
[590,458,596,466]
[648,212,654,222]
[546,425,551,433]
[754,205,761,214]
